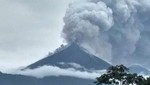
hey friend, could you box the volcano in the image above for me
[27,42,111,70]
[0,43,111,85]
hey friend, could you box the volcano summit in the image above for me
[27,43,111,70]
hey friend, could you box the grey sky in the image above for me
[2,0,150,71]
[0,0,75,70]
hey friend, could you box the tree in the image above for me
[144,77,150,85]
[125,73,145,85]
[95,64,146,85]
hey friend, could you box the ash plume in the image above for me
[62,0,150,68]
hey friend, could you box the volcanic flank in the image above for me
[27,43,111,70]
[0,43,111,85]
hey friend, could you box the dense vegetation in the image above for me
[95,65,150,85]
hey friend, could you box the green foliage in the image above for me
[95,64,146,85]
[125,73,146,85]
[144,77,150,85]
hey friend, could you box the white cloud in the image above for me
[6,65,106,80]
[58,62,85,69]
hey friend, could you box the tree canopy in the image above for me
[95,64,149,85]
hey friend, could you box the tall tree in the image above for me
[95,64,146,85]
[144,77,150,85]
[125,73,145,85]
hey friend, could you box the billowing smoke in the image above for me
[62,0,150,68]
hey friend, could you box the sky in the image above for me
[0,0,75,70]
[1,0,150,71]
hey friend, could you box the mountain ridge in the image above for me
[129,65,150,75]
[27,42,111,70]
[0,43,112,85]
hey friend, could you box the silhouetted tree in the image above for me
[125,73,145,85]
[144,77,150,85]
[95,64,146,85]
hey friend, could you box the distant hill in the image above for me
[0,72,95,85]
[129,65,150,75]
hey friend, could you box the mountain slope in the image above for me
[0,72,95,85]
[0,43,111,85]
[129,65,150,75]
[27,43,111,70]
